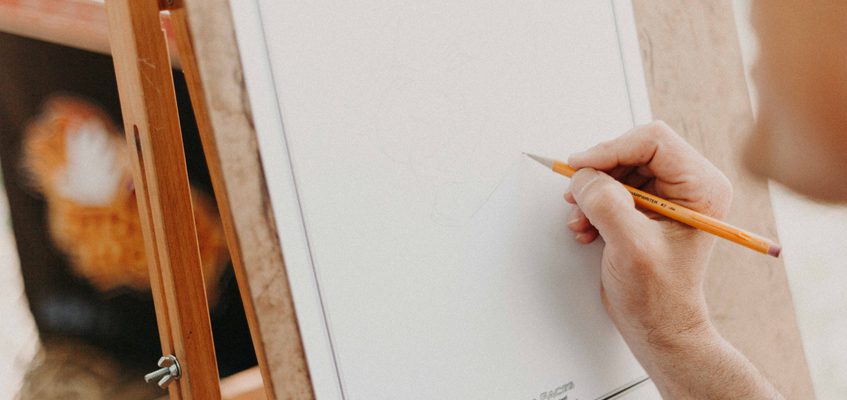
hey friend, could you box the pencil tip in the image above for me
[524,153,555,169]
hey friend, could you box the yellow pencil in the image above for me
[525,153,781,257]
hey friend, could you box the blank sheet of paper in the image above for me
[231,0,653,398]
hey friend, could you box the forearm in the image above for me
[633,323,783,400]
[567,124,783,398]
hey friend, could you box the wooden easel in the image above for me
[101,1,815,399]
[104,1,296,399]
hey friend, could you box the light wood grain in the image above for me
[632,1,815,398]
[105,0,220,399]
[220,367,267,400]
[181,1,814,398]
[0,0,180,65]
[0,0,109,55]
[157,367,267,400]
[178,0,315,398]
[169,7,273,400]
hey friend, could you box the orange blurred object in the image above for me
[22,96,228,301]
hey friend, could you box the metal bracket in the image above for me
[145,355,181,389]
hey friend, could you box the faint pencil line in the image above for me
[467,157,523,220]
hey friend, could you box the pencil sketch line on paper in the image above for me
[431,157,522,226]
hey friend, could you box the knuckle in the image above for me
[639,120,678,146]
[590,139,615,156]
[582,179,625,216]
[718,171,733,195]
[598,138,616,150]
[627,240,659,273]
[699,166,734,216]
[648,120,672,138]
[715,171,734,212]
[586,192,616,217]
[626,120,676,154]
[570,168,593,191]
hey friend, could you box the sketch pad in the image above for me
[231,0,654,398]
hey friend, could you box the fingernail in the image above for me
[567,218,581,226]
[575,233,585,242]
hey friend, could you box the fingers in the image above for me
[567,206,599,244]
[576,228,599,244]
[568,120,733,218]
[567,206,592,232]
[568,120,707,184]
[570,168,653,246]
[620,168,653,190]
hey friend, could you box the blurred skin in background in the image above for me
[746,0,847,201]
[563,1,847,398]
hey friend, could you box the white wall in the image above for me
[733,1,847,397]
[0,167,39,397]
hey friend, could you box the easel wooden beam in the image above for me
[177,0,317,398]
[0,0,181,66]
[105,1,221,399]
[173,1,316,398]
[168,6,276,400]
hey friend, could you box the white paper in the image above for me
[617,379,662,400]
[231,1,654,398]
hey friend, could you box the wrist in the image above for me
[644,304,714,355]
[613,298,716,372]
[632,317,782,400]
[613,285,712,351]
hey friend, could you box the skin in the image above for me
[565,1,847,397]
[566,123,781,399]
[745,0,847,201]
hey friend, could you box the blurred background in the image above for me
[1,1,845,399]
[734,0,847,397]
[0,19,258,398]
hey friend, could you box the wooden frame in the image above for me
[178,0,814,398]
[45,0,813,398]
[0,0,181,66]
[106,0,311,398]
[173,1,315,397]
[0,0,112,55]
[168,4,313,399]
[105,1,220,399]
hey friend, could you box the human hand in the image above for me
[564,121,785,399]
[564,121,732,358]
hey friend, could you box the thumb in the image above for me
[570,168,651,246]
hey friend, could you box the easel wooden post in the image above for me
[104,0,225,398]
[104,0,313,398]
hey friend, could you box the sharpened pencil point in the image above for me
[524,153,556,169]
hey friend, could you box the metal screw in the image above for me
[144,355,181,389]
